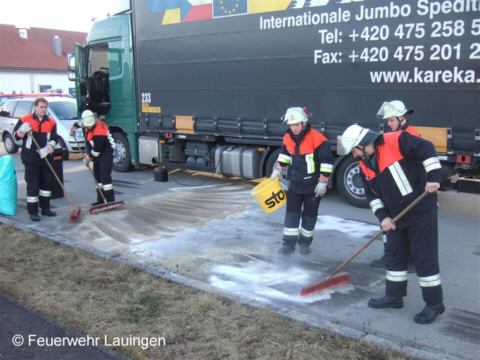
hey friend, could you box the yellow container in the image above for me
[251,177,287,213]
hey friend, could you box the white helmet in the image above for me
[283,107,308,125]
[81,110,96,127]
[337,124,380,155]
[376,100,413,119]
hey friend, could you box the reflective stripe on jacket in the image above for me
[277,125,334,194]
[359,131,441,228]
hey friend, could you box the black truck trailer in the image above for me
[69,0,480,206]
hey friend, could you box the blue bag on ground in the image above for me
[0,155,18,216]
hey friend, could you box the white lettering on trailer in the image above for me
[257,1,478,84]
[318,28,342,43]
[417,0,480,20]
[259,9,351,30]
[369,67,479,84]
[314,50,342,64]
[355,2,411,21]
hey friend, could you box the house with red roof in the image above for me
[0,24,87,95]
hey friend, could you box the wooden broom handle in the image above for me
[329,191,429,278]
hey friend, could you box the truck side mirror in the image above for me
[67,53,75,71]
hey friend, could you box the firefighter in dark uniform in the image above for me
[271,107,334,255]
[338,124,445,324]
[371,100,420,270]
[71,110,116,205]
[13,97,58,221]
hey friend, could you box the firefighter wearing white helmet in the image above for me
[271,107,334,255]
[337,124,380,160]
[81,109,96,127]
[282,107,308,124]
[374,101,420,270]
[377,100,420,136]
[70,110,116,206]
[339,124,445,324]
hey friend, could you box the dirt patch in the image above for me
[0,222,418,360]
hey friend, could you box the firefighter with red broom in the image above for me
[13,97,58,221]
[337,124,445,324]
[271,107,334,255]
[370,100,419,272]
[70,110,116,206]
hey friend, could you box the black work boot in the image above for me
[414,303,445,324]
[92,189,104,206]
[368,295,403,309]
[30,213,41,221]
[104,189,115,203]
[41,208,57,217]
[299,245,310,255]
[370,255,386,268]
[278,245,295,255]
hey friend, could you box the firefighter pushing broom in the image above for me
[71,110,124,213]
[337,124,445,324]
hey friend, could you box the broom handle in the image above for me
[29,133,77,209]
[329,190,429,278]
[73,135,107,203]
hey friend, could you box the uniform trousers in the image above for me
[282,189,321,247]
[25,164,53,214]
[93,154,115,202]
[385,208,443,306]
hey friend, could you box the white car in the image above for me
[0,97,85,159]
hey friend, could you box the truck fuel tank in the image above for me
[215,146,262,180]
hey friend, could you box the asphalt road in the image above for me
[1,146,479,360]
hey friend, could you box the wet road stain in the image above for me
[440,309,480,344]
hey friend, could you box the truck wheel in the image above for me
[266,148,288,191]
[113,132,133,172]
[3,133,19,154]
[335,155,369,208]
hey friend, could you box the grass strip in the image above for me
[0,223,417,360]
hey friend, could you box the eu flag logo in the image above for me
[213,0,248,18]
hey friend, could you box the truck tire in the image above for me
[3,133,19,154]
[266,148,288,191]
[335,155,369,208]
[113,132,133,172]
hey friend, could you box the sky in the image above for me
[0,0,122,33]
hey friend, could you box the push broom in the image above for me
[73,135,125,214]
[300,190,429,296]
[30,133,81,221]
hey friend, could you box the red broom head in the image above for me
[89,201,125,214]
[69,206,81,222]
[300,272,351,297]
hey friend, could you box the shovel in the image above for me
[73,134,125,214]
[30,133,81,221]
[301,191,429,296]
